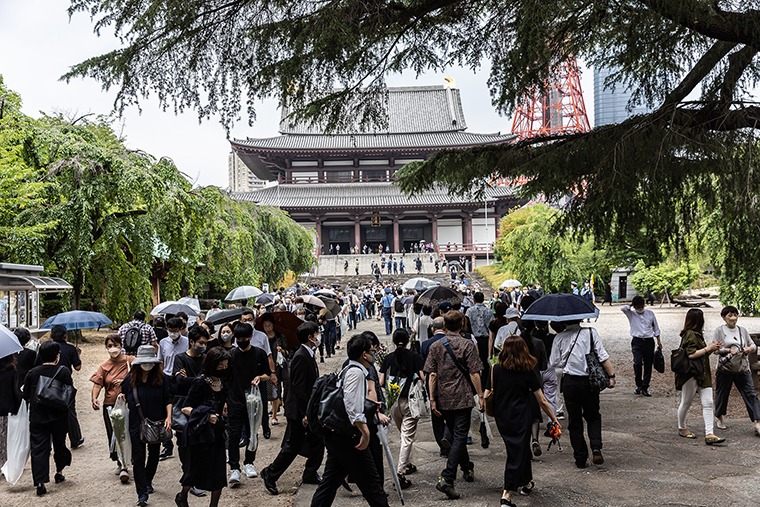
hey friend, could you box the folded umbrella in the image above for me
[0,324,23,360]
[40,310,113,330]
[520,293,599,322]
[416,286,463,307]
[225,285,263,302]
[377,425,405,505]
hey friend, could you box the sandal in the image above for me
[705,435,726,445]
[518,481,535,496]
[678,429,696,439]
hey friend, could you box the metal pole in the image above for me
[485,198,489,265]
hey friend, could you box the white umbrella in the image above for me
[0,324,22,360]
[177,297,201,313]
[150,301,200,317]
[499,279,522,289]
[402,277,439,291]
[314,288,337,297]
[225,286,263,301]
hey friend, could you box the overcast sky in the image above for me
[0,0,595,188]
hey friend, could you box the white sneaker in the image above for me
[229,469,241,487]
[243,464,258,478]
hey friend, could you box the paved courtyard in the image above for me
[295,302,760,507]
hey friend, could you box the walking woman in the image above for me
[90,333,134,483]
[675,309,725,445]
[120,345,172,506]
[379,328,425,489]
[259,314,287,425]
[175,347,231,507]
[0,350,22,471]
[486,336,558,507]
[22,341,73,496]
[711,305,760,433]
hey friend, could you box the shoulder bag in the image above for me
[586,331,610,392]
[670,335,704,376]
[34,366,75,412]
[132,385,172,444]
[717,327,749,374]
[171,395,188,432]
[483,366,495,417]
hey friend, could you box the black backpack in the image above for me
[306,365,361,437]
[394,297,405,314]
[123,324,143,354]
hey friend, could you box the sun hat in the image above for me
[504,307,520,319]
[131,345,161,365]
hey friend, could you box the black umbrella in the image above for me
[317,296,342,319]
[206,308,245,325]
[416,286,463,307]
[256,293,276,307]
[521,293,599,322]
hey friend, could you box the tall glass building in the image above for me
[594,66,651,126]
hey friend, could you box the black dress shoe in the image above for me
[634,388,642,395]
[641,389,652,397]
[36,484,47,496]
[54,472,65,483]
[175,493,190,507]
[263,429,271,439]
[146,484,155,494]
[302,474,322,484]
[260,467,278,495]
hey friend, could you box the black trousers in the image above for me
[440,408,473,483]
[227,403,256,470]
[131,433,160,500]
[267,418,324,482]
[631,337,655,390]
[102,403,118,463]
[67,391,83,447]
[30,421,71,486]
[474,335,490,371]
[310,432,388,507]
[714,370,760,420]
[431,410,453,452]
[562,375,602,464]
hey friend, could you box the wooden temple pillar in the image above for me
[431,215,439,246]
[463,212,473,248]
[354,217,361,250]
[393,215,400,253]
[315,217,323,256]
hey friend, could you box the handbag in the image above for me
[717,327,749,374]
[586,332,610,392]
[484,366,495,417]
[132,386,172,444]
[35,366,75,411]
[653,348,665,374]
[408,376,431,419]
[171,395,188,432]
[670,346,704,376]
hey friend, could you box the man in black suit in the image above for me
[261,321,324,495]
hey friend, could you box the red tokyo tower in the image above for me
[511,57,590,139]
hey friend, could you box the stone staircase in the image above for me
[312,253,444,277]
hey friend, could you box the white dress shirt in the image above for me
[342,360,369,425]
[550,325,610,376]
[620,305,660,338]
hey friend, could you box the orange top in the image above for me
[90,355,134,405]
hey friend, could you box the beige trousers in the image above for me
[391,396,419,474]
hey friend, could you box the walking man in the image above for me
[549,321,616,468]
[261,322,324,495]
[465,292,493,370]
[424,311,484,499]
[621,296,661,397]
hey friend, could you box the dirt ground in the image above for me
[4,301,760,506]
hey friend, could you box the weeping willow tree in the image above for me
[63,0,760,311]
[0,80,314,321]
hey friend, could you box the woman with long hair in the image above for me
[259,313,288,425]
[379,328,425,489]
[675,309,725,445]
[485,335,558,507]
[175,347,231,507]
[120,345,172,506]
[90,333,134,483]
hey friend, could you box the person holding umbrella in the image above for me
[549,320,616,468]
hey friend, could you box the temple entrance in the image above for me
[325,226,352,255]
[363,225,390,254]
[401,225,431,252]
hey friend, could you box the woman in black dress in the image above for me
[175,347,231,507]
[485,335,558,507]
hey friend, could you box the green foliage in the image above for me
[0,79,313,322]
[629,260,699,298]
[494,204,625,293]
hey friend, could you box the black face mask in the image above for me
[237,340,250,349]
[216,368,228,376]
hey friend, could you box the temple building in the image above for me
[230,83,520,263]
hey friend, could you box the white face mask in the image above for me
[140,363,154,371]
[220,332,233,343]
[312,333,322,348]
[168,332,181,341]
[107,347,121,358]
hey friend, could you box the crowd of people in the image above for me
[1,281,760,507]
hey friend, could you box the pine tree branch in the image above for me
[661,40,737,106]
